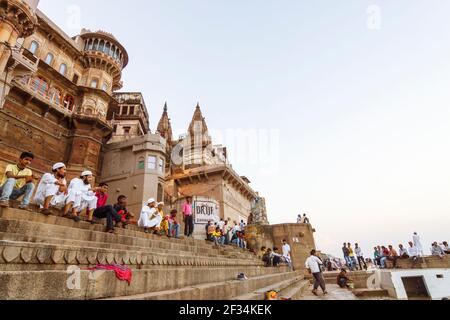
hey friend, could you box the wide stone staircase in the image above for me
[0,203,307,300]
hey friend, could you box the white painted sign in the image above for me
[194,197,220,225]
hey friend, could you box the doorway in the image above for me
[401,276,431,300]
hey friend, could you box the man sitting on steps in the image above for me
[91,195,129,233]
[33,163,76,216]
[0,152,36,210]
[67,171,99,222]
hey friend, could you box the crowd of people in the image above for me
[204,218,247,248]
[0,153,251,243]
[342,233,449,270]
[0,153,136,232]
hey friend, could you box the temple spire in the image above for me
[157,102,173,143]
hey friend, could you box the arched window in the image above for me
[104,42,110,54]
[85,108,94,116]
[102,82,109,92]
[59,63,67,76]
[45,53,54,65]
[90,79,98,88]
[29,41,39,55]
[88,39,93,51]
[109,45,115,57]
[32,77,48,96]
[63,95,75,111]
[98,40,105,52]
[49,87,62,106]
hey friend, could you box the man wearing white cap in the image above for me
[67,170,98,222]
[33,163,75,216]
[138,198,158,233]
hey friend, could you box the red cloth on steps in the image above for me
[86,264,133,285]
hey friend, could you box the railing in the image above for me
[10,45,39,72]
[12,76,73,116]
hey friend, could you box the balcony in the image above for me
[12,75,73,117]
[10,46,39,75]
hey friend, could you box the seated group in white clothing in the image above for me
[33,162,100,222]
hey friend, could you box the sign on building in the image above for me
[194,197,220,224]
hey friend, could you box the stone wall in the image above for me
[246,223,316,270]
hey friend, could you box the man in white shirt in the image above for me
[282,239,293,270]
[67,171,98,222]
[305,250,327,296]
[407,241,420,263]
[138,198,158,233]
[33,163,76,217]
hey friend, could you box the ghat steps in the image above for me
[0,204,304,300]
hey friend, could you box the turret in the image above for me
[79,29,128,92]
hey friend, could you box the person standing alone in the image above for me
[183,196,194,237]
[355,243,368,270]
[305,250,327,296]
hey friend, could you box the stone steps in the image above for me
[0,239,262,271]
[279,280,311,300]
[0,205,294,300]
[233,274,306,300]
[102,271,303,301]
[0,266,291,300]
[0,208,258,261]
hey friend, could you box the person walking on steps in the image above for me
[305,249,328,296]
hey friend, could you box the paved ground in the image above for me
[301,284,358,300]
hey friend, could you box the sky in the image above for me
[39,0,450,257]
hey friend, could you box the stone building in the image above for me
[0,0,128,179]
[0,0,266,229]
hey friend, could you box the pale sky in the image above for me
[39,0,450,257]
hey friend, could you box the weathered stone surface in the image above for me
[20,247,34,263]
[106,253,115,264]
[51,249,65,264]
[36,248,52,264]
[3,246,20,263]
[64,250,77,264]
[97,252,107,265]
[76,251,88,265]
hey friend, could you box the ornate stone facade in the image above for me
[0,1,128,179]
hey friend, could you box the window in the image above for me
[148,156,157,170]
[29,41,39,54]
[63,95,75,111]
[49,88,62,105]
[158,158,164,173]
[113,125,117,133]
[137,157,145,170]
[59,63,67,76]
[90,79,98,88]
[98,40,105,52]
[102,83,109,92]
[72,73,79,84]
[123,126,131,135]
[104,43,110,54]
[32,77,48,96]
[129,106,135,115]
[120,106,128,115]
[45,53,54,65]
[93,39,99,51]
